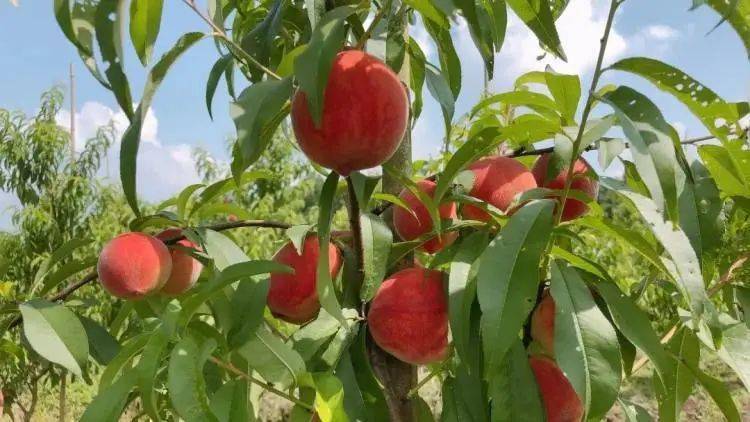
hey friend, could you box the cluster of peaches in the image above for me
[97,50,595,420]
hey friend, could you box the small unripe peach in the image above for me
[267,236,343,324]
[529,355,584,422]
[463,156,537,221]
[393,179,458,254]
[531,290,555,356]
[97,232,172,300]
[531,154,598,221]
[291,50,409,176]
[156,229,203,296]
[368,267,448,365]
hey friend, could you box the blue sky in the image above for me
[0,0,748,230]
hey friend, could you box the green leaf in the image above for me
[95,0,135,120]
[506,0,566,60]
[442,371,489,422]
[54,0,90,54]
[602,86,680,222]
[210,380,250,422]
[617,398,653,422]
[31,237,92,295]
[229,77,293,174]
[550,262,622,420]
[608,57,749,143]
[80,316,120,365]
[386,5,408,72]
[202,229,250,270]
[294,5,360,126]
[237,328,306,389]
[448,231,488,365]
[408,0,449,28]
[425,63,456,139]
[407,38,427,119]
[676,330,741,422]
[348,171,381,207]
[300,373,348,421]
[598,137,626,169]
[424,20,462,98]
[470,90,559,119]
[71,1,111,89]
[453,0,495,77]
[240,0,285,81]
[120,32,204,216]
[278,44,307,78]
[677,158,724,264]
[168,336,218,422]
[574,216,670,278]
[190,170,273,217]
[359,213,393,302]
[206,56,233,120]
[601,179,712,325]
[317,172,346,324]
[287,224,315,255]
[699,144,750,197]
[696,0,750,58]
[291,309,341,362]
[80,370,137,422]
[661,328,699,419]
[477,200,554,384]
[129,0,163,65]
[176,183,205,219]
[138,301,181,420]
[490,340,544,422]
[717,322,750,391]
[544,67,580,123]
[595,282,679,421]
[228,278,270,349]
[99,332,150,390]
[347,328,389,419]
[20,299,88,376]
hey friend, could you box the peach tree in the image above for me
[2,0,750,420]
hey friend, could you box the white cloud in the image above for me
[645,25,679,41]
[496,0,628,78]
[55,101,203,202]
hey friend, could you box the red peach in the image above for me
[156,229,203,296]
[97,232,172,300]
[267,236,343,324]
[462,156,537,221]
[531,154,598,221]
[531,290,555,356]
[291,50,409,176]
[393,179,458,254]
[529,355,584,422]
[367,268,449,365]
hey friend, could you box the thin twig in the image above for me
[553,0,622,226]
[181,0,282,80]
[209,356,313,410]
[708,252,750,296]
[406,363,445,398]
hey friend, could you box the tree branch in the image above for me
[181,0,282,80]
[208,356,313,410]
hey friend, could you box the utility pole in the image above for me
[69,63,76,160]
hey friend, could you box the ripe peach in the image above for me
[367,268,448,365]
[531,154,598,221]
[529,355,584,422]
[291,50,409,176]
[393,179,458,254]
[97,232,172,300]
[462,156,537,221]
[156,229,203,296]
[267,236,343,324]
[531,290,555,356]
